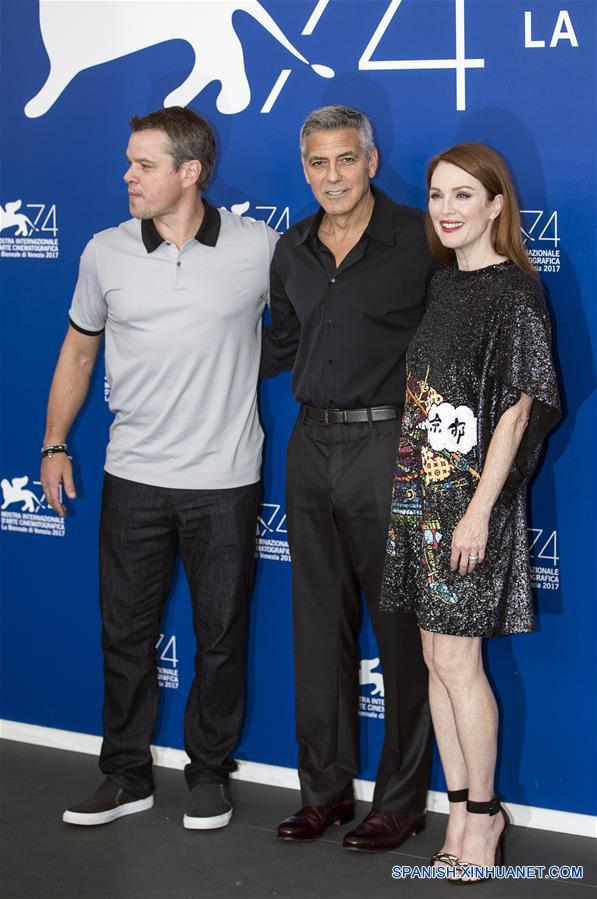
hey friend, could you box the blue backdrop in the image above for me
[1,0,595,818]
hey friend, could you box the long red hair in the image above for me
[426,143,537,277]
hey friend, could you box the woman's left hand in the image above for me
[450,509,489,576]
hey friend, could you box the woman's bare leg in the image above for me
[432,633,505,876]
[421,628,467,862]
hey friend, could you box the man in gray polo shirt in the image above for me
[40,107,277,829]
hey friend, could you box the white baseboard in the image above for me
[1,719,595,838]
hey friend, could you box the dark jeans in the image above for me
[286,414,433,812]
[98,473,260,797]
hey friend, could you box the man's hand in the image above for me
[41,453,77,517]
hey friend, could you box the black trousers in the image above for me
[98,473,260,798]
[286,414,433,812]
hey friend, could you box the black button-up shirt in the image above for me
[260,188,431,408]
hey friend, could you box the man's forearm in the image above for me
[43,329,102,443]
[259,337,296,379]
[259,321,299,379]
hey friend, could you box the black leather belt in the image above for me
[303,404,403,424]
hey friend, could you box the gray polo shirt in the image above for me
[69,201,278,489]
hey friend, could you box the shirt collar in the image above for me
[295,185,396,249]
[141,198,221,253]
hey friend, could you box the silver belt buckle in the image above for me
[323,408,329,424]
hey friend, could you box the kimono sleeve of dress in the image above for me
[491,275,561,497]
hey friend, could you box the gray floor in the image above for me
[1,740,595,899]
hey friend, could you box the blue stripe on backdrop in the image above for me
[1,0,595,816]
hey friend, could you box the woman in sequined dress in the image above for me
[380,144,560,881]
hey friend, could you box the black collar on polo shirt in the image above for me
[294,185,396,249]
[141,198,222,253]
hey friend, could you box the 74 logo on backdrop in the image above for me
[528,528,559,592]
[156,633,180,690]
[0,200,60,260]
[225,201,290,233]
[0,201,57,238]
[0,475,65,537]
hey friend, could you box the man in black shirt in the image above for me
[261,106,433,851]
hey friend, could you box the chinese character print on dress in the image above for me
[381,261,560,637]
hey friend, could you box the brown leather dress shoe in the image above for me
[342,809,426,851]
[277,801,355,840]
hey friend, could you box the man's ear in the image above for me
[302,158,311,185]
[183,159,202,188]
[368,147,379,179]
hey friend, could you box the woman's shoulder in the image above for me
[496,262,548,319]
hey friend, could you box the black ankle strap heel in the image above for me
[466,796,501,815]
[454,796,511,884]
[430,788,468,867]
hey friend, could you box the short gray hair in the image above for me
[300,105,375,158]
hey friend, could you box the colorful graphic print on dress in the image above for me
[388,368,480,604]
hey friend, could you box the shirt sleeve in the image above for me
[491,280,561,495]
[259,244,300,379]
[260,225,280,305]
[68,239,107,335]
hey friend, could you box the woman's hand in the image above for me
[450,508,489,576]
[448,393,534,577]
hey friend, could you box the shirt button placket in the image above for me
[326,276,337,402]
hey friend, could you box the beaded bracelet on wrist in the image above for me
[41,443,72,460]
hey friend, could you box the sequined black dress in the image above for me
[380,261,560,637]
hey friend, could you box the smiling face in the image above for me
[302,127,378,219]
[428,160,503,265]
[124,129,198,220]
